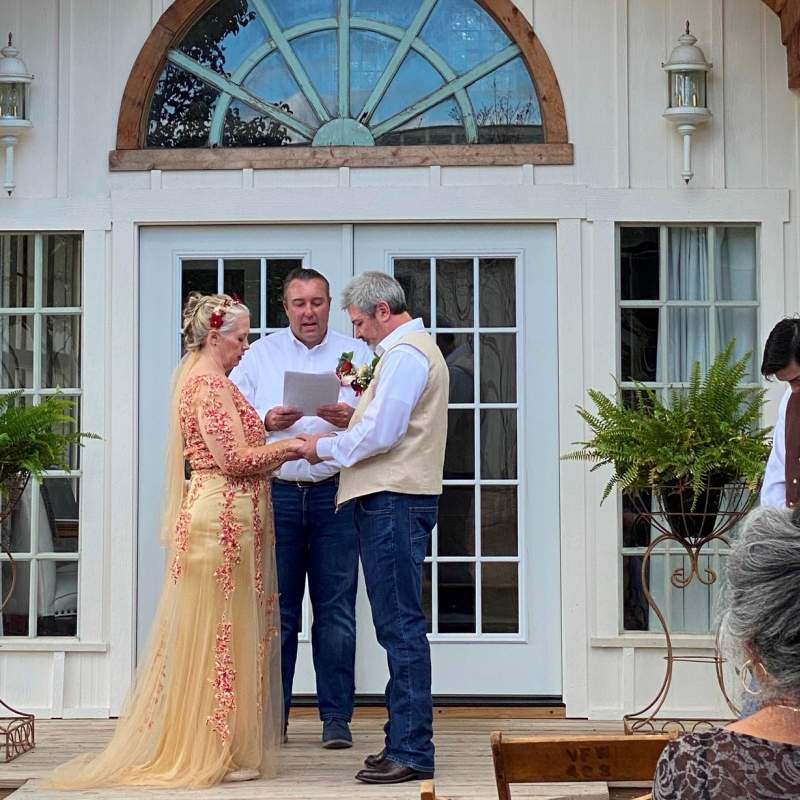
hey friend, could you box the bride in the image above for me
[47,293,304,789]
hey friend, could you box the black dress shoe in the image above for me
[355,758,433,784]
[363,748,386,768]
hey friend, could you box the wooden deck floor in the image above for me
[0,710,628,800]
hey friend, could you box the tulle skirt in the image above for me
[46,473,282,789]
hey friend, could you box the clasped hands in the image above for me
[266,403,351,465]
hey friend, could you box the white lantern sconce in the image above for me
[0,34,34,196]
[662,22,712,184]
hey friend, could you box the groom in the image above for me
[298,271,448,784]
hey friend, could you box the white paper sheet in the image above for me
[282,371,341,417]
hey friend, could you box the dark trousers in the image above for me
[272,479,358,723]
[355,490,438,772]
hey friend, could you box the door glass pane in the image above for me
[620,308,659,382]
[480,409,516,479]
[182,259,218,305]
[716,308,757,382]
[40,478,79,553]
[0,560,30,635]
[266,259,301,328]
[482,563,518,633]
[668,308,709,381]
[0,235,34,308]
[394,259,431,326]
[44,235,82,307]
[480,333,515,403]
[715,227,756,301]
[0,315,34,388]
[668,227,709,301]
[53,398,81,471]
[438,333,474,403]
[43,315,81,389]
[481,486,517,556]
[436,259,473,328]
[479,258,515,326]
[620,227,659,301]
[444,409,474,479]
[223,259,261,324]
[438,486,475,556]
[37,559,78,636]
[438,562,475,633]
[2,481,33,554]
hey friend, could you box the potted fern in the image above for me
[564,342,771,542]
[0,391,97,525]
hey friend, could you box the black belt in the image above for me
[272,475,338,488]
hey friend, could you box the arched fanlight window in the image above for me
[112,0,570,168]
[148,0,543,148]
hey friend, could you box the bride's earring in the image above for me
[740,659,762,695]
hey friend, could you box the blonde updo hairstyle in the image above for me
[159,292,249,547]
[182,291,249,352]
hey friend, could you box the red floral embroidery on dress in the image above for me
[252,490,265,606]
[207,617,236,742]
[169,475,205,583]
[213,486,244,600]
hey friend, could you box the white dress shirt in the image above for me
[761,387,791,507]
[317,318,431,468]
[230,326,373,481]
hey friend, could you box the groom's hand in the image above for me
[265,405,303,431]
[316,402,355,428]
[296,432,330,464]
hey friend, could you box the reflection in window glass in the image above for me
[376,98,467,146]
[466,58,542,144]
[372,50,444,126]
[481,486,517,556]
[266,259,302,328]
[222,101,299,146]
[352,0,423,29]
[0,560,30,636]
[0,235,34,308]
[44,236,82,308]
[0,315,34,389]
[620,227,659,301]
[394,259,431,326]
[444,409,474,479]
[480,409,516,479]
[224,259,261,324]
[292,31,339,118]
[37,559,78,636]
[244,52,320,129]
[266,0,336,30]
[178,0,265,77]
[482,563,518,633]
[182,260,218,305]
[43,316,81,389]
[480,333,515,403]
[620,308,659,382]
[419,0,510,75]
[436,259,473,328]
[438,486,475,556]
[479,258,515,327]
[438,333,474,404]
[147,64,219,147]
[438,562,475,633]
[350,31,395,119]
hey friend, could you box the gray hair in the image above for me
[340,271,407,315]
[718,505,800,702]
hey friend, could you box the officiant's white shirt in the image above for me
[761,387,791,507]
[317,318,430,469]
[230,326,372,482]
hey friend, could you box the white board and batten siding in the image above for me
[0,0,796,719]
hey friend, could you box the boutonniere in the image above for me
[336,351,380,396]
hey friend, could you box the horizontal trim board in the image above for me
[292,694,565,712]
[110,143,574,171]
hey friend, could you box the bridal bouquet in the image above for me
[336,351,380,396]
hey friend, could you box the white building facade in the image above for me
[0,0,797,721]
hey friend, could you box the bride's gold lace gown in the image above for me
[48,374,293,789]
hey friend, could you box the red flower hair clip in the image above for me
[209,311,225,329]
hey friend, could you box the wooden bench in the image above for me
[489,732,674,800]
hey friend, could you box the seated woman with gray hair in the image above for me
[653,505,800,799]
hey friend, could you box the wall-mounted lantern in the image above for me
[0,34,34,196]
[662,22,712,184]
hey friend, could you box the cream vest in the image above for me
[337,330,449,505]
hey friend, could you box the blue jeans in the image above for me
[272,479,358,723]
[355,491,438,773]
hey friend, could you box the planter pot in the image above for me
[657,472,735,543]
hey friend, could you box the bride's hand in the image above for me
[283,437,307,461]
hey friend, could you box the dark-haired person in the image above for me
[760,317,800,508]
[230,268,372,748]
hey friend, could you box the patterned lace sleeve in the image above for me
[194,378,296,476]
[652,740,678,800]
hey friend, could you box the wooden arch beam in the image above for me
[114,0,569,150]
[762,0,800,88]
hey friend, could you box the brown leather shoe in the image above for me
[363,748,386,768]
[355,758,433,784]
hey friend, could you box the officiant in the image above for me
[230,267,372,749]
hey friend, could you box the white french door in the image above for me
[353,225,560,696]
[138,223,561,699]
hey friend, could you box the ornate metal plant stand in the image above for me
[623,478,755,735]
[0,475,35,761]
